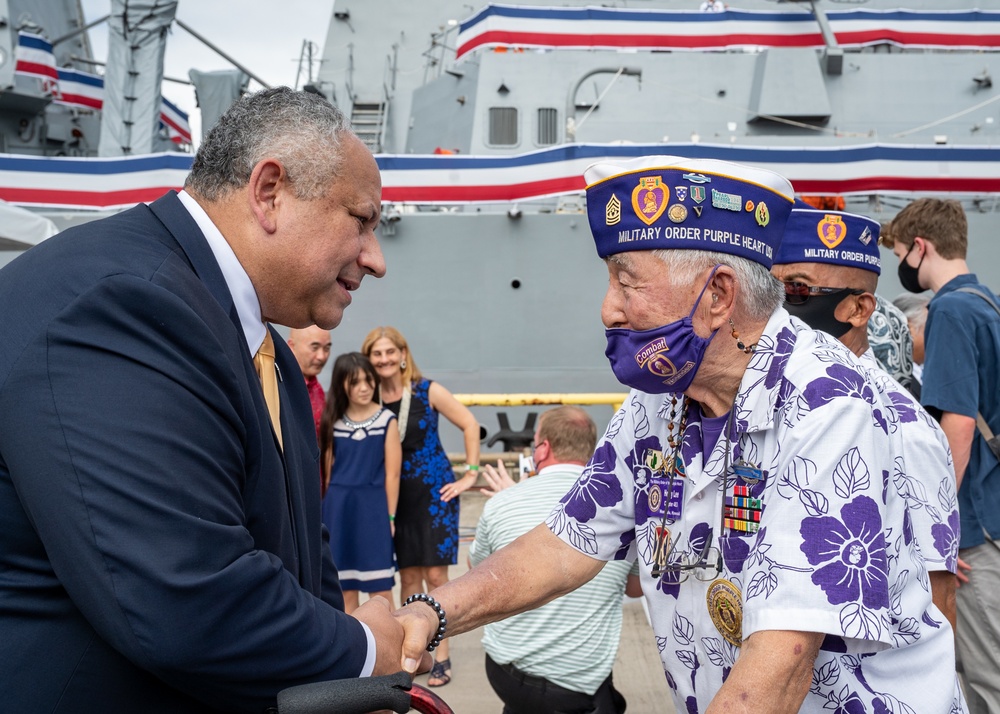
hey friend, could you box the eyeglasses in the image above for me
[652,532,722,582]
[783,282,865,306]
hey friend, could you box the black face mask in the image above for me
[897,242,925,293]
[785,292,854,338]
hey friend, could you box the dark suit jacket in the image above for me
[0,192,367,712]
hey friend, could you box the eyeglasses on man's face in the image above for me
[783,281,865,306]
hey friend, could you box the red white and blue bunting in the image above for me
[2,143,1000,211]
[14,32,192,145]
[456,5,1000,58]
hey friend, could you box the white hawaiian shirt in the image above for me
[547,308,966,714]
[857,347,959,574]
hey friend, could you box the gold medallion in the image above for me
[706,578,743,647]
[667,203,688,223]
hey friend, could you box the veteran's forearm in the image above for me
[930,570,957,632]
[430,523,604,637]
[707,630,822,714]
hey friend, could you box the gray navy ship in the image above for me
[2,0,1000,446]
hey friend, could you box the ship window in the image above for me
[489,107,519,146]
[537,108,558,146]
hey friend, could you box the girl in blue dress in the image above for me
[319,352,401,614]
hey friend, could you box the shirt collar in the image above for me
[536,463,585,478]
[934,273,978,300]
[177,190,266,354]
[728,306,800,433]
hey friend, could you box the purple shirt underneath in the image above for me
[700,410,730,458]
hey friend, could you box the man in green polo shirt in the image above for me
[470,406,638,714]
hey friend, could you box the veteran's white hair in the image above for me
[651,249,784,322]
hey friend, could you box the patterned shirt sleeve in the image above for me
[739,383,898,651]
[546,396,642,562]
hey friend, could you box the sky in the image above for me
[80,0,337,146]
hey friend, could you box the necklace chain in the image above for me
[342,410,380,430]
[666,395,689,451]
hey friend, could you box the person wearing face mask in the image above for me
[392,157,967,714]
[884,198,1000,714]
[771,204,959,631]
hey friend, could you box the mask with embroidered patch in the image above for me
[605,268,720,393]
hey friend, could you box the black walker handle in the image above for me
[277,670,413,714]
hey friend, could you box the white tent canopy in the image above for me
[0,200,59,250]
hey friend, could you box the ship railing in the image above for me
[447,392,628,478]
[422,22,460,83]
[377,53,395,152]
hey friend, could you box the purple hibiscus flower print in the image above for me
[931,509,960,572]
[689,521,713,556]
[560,441,624,522]
[721,535,750,574]
[800,495,890,610]
[802,364,877,411]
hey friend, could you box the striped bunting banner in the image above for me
[456,5,1000,58]
[14,32,192,145]
[2,143,1000,210]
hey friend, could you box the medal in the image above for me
[707,578,744,647]
[733,460,762,484]
[668,203,688,223]
[648,484,663,513]
[653,525,672,573]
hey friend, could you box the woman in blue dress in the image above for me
[362,327,481,687]
[319,352,401,614]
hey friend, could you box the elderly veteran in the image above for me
[771,204,960,631]
[394,157,967,713]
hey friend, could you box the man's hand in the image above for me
[393,601,442,674]
[956,556,972,586]
[352,597,431,676]
[482,459,517,497]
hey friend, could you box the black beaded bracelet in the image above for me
[403,592,448,652]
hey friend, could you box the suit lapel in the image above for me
[149,192,309,583]
[148,191,242,335]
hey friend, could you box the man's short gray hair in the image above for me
[892,292,930,328]
[185,87,355,201]
[651,249,784,321]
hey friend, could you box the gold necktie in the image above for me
[253,329,283,450]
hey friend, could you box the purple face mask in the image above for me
[605,267,720,394]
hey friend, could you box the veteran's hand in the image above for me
[956,556,972,586]
[352,597,431,676]
[393,601,441,675]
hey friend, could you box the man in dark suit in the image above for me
[0,88,410,712]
